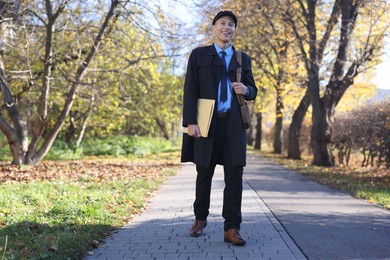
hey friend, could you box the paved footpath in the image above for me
[244,154,390,260]
[85,161,306,260]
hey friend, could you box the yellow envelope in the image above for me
[180,98,215,137]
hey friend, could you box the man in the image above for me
[181,10,257,246]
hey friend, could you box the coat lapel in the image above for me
[206,45,224,67]
[205,45,242,91]
[205,45,225,95]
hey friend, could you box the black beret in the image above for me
[212,10,237,28]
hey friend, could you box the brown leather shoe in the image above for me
[189,219,207,237]
[224,229,246,246]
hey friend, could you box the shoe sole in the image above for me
[190,232,203,237]
[224,238,246,246]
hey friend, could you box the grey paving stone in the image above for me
[84,164,305,260]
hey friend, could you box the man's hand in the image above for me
[232,82,248,95]
[188,124,201,138]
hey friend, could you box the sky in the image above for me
[372,40,390,90]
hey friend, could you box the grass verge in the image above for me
[254,150,390,210]
[0,152,180,259]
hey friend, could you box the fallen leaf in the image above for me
[88,240,99,249]
[20,246,30,256]
[49,245,59,252]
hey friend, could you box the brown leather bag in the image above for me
[235,51,251,129]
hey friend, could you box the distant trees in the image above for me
[210,0,390,167]
[0,0,182,165]
[235,1,300,154]
[216,0,305,154]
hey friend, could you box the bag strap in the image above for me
[236,50,242,83]
[235,50,245,105]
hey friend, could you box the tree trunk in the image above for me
[254,112,262,150]
[155,117,170,140]
[0,64,28,165]
[76,108,94,148]
[273,92,283,154]
[273,116,282,154]
[386,141,390,168]
[287,89,310,159]
[311,96,335,166]
[65,110,77,145]
[0,117,23,165]
[246,128,254,146]
[246,104,255,145]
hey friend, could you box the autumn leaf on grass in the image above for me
[49,245,59,252]
[44,235,56,245]
[20,246,31,257]
[88,240,99,249]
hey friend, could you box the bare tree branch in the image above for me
[318,0,341,62]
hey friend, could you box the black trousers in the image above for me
[193,116,243,231]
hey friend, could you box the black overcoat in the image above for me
[181,44,257,167]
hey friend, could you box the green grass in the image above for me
[0,135,179,161]
[254,149,390,209]
[0,135,180,258]
[0,166,177,259]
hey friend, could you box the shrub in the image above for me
[81,136,174,157]
[333,99,390,167]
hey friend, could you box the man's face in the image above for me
[212,16,236,44]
